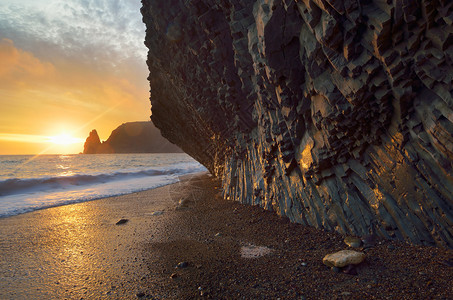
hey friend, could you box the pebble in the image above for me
[116,219,129,225]
[177,198,192,209]
[214,232,222,237]
[323,250,366,268]
[176,261,189,268]
[344,236,362,248]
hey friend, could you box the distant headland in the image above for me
[83,121,183,154]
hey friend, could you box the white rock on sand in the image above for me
[322,250,366,268]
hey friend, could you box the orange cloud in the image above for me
[0,38,56,82]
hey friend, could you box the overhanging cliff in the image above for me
[141,0,453,247]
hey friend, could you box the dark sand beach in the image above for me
[0,172,452,299]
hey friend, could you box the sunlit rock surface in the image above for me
[141,0,453,247]
[83,122,183,154]
[323,250,366,268]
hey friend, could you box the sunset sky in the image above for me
[0,0,150,154]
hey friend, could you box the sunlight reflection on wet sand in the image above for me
[0,186,172,298]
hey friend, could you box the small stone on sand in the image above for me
[323,250,366,268]
[115,219,129,225]
[176,261,189,268]
[344,236,362,248]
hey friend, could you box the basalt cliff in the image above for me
[141,0,453,247]
[83,121,183,154]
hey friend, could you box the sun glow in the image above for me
[47,134,85,145]
[0,132,86,154]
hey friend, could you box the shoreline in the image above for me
[0,170,208,220]
[0,173,452,299]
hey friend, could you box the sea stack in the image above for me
[83,129,102,154]
[141,1,453,248]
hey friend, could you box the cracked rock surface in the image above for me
[141,0,453,247]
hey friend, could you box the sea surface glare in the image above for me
[0,153,206,217]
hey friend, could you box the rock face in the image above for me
[141,1,453,247]
[83,130,102,154]
[83,121,183,154]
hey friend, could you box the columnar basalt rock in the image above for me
[141,0,453,247]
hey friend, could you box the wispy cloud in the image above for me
[0,0,146,73]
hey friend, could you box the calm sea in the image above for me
[0,153,206,218]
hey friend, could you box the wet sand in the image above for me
[0,172,452,299]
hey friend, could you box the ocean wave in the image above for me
[0,163,206,197]
[0,175,178,218]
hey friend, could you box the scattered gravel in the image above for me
[141,174,453,299]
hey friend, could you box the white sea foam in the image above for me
[0,153,207,218]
